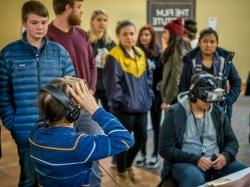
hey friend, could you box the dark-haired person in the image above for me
[47,0,102,134]
[29,77,134,187]
[0,1,75,186]
[135,24,162,168]
[47,0,96,94]
[183,19,198,49]
[179,28,241,118]
[47,1,103,186]
[160,17,192,111]
[159,72,246,187]
[103,20,153,186]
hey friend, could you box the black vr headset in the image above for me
[41,84,80,123]
[188,72,225,103]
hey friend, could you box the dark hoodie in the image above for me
[159,92,239,179]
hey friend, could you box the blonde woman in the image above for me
[88,9,115,111]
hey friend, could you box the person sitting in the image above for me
[29,76,134,187]
[159,72,247,187]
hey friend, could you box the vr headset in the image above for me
[188,72,225,103]
[194,87,225,103]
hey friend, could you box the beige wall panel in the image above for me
[0,1,24,47]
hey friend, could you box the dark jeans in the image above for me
[141,108,161,157]
[110,109,148,173]
[16,142,37,187]
[171,161,247,187]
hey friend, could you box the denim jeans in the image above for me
[171,161,247,187]
[74,109,104,187]
[16,142,37,187]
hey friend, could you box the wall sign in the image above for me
[147,0,196,32]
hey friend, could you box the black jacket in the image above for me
[90,38,116,92]
[159,102,239,179]
[179,47,241,117]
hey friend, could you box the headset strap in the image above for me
[41,85,71,107]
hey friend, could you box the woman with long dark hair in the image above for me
[135,25,162,168]
[160,17,192,111]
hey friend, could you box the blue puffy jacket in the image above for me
[0,34,75,143]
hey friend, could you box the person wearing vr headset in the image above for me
[29,76,134,187]
[159,72,246,187]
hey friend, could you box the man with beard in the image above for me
[47,1,102,187]
[47,0,96,93]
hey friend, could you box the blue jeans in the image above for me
[16,142,37,187]
[171,161,247,187]
[74,109,104,187]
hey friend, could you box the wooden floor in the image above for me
[0,127,160,187]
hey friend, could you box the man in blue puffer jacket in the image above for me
[0,1,75,186]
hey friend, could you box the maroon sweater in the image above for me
[47,24,96,91]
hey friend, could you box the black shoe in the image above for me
[135,155,146,167]
[146,156,160,168]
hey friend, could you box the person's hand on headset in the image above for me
[68,79,99,115]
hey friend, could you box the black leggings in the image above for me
[95,90,109,112]
[110,108,148,173]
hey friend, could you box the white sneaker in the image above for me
[146,156,160,168]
